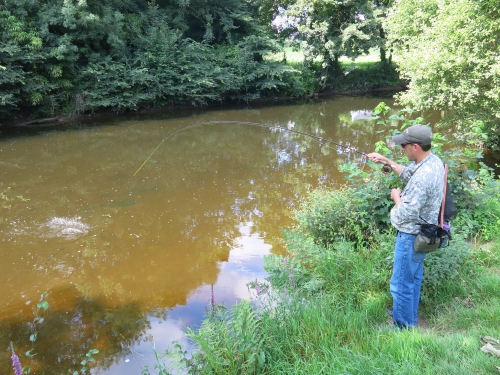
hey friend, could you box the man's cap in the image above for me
[392,125,433,145]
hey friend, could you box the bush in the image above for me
[265,229,394,308]
[293,187,364,246]
[452,164,500,241]
[421,235,472,303]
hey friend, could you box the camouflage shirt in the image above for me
[390,153,445,234]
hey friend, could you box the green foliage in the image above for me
[452,165,500,241]
[284,0,384,63]
[385,0,500,149]
[264,235,326,294]
[0,0,295,118]
[272,0,392,91]
[11,292,50,374]
[293,187,364,245]
[171,301,266,375]
[421,235,472,303]
[0,0,400,117]
[336,61,401,90]
[277,61,320,96]
[265,230,393,304]
[74,349,100,375]
[174,0,260,44]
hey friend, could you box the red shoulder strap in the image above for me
[440,164,448,228]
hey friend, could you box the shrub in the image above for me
[421,235,472,303]
[265,229,394,308]
[293,187,364,246]
[452,164,500,241]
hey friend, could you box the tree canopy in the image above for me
[385,0,500,148]
[0,0,294,119]
[280,0,387,65]
[5,0,500,150]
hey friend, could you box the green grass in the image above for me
[267,46,381,65]
[259,240,500,374]
[262,299,498,374]
[267,46,401,93]
[162,235,500,375]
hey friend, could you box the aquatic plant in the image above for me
[74,349,100,375]
[23,292,50,373]
[0,187,30,210]
[8,292,100,375]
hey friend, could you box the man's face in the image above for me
[401,143,417,161]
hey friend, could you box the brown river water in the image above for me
[0,95,490,374]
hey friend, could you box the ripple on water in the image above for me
[39,216,90,239]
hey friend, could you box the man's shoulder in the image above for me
[429,152,443,163]
[423,153,444,169]
[415,153,444,182]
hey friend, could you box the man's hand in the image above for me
[367,153,403,176]
[366,152,388,164]
[391,188,402,206]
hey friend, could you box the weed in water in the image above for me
[74,349,100,375]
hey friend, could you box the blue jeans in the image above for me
[390,232,426,328]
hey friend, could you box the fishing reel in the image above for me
[382,163,393,175]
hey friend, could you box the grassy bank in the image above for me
[161,235,500,374]
[150,104,500,375]
[256,237,500,375]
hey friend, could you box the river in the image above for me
[0,95,486,374]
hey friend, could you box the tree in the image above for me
[292,0,376,62]
[270,0,386,89]
[0,0,293,119]
[384,0,500,148]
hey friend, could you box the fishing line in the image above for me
[133,120,368,176]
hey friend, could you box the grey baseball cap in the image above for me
[392,125,433,145]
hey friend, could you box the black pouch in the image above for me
[414,223,450,253]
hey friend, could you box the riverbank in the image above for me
[153,104,500,375]
[0,58,404,129]
[0,86,405,129]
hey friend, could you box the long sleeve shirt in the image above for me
[390,153,445,235]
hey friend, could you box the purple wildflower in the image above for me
[289,271,293,281]
[11,353,23,375]
[210,285,216,314]
[255,284,260,296]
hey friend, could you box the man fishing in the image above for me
[367,125,444,329]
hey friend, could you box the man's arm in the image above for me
[366,152,404,176]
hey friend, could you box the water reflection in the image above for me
[350,110,373,121]
[1,95,440,374]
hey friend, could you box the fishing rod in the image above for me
[133,120,372,176]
